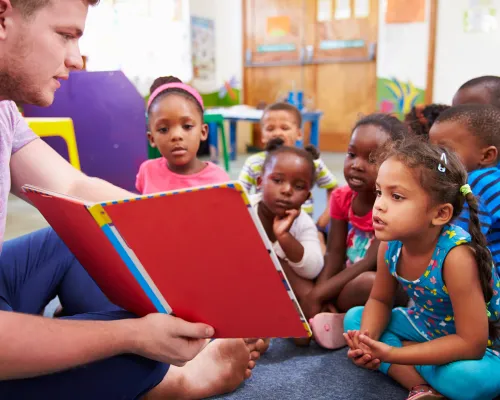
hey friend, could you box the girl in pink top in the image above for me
[136,76,229,194]
[301,114,410,349]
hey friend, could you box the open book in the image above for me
[23,182,311,339]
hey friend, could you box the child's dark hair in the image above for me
[458,76,500,108]
[353,113,408,141]
[262,102,302,127]
[148,76,203,117]
[434,104,500,151]
[405,104,450,137]
[263,137,318,183]
[379,137,499,343]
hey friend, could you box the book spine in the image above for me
[88,204,172,314]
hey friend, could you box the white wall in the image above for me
[433,0,500,104]
[189,0,243,93]
[377,0,431,89]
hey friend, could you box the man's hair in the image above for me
[11,0,99,17]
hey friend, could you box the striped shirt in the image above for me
[455,167,500,268]
[238,151,337,217]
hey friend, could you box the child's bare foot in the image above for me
[310,312,346,350]
[144,339,253,399]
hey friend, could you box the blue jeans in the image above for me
[344,306,500,400]
[0,227,169,399]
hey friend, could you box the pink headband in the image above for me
[147,83,204,111]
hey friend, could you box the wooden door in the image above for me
[243,0,379,152]
[306,0,379,151]
[243,0,315,148]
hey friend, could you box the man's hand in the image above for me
[130,314,215,367]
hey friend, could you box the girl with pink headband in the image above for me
[136,76,229,194]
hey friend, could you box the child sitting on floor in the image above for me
[429,104,500,269]
[452,75,500,108]
[302,114,408,349]
[404,104,450,137]
[344,139,500,400]
[252,138,324,347]
[136,76,229,193]
[238,102,337,249]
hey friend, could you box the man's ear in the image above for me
[431,203,453,227]
[0,1,13,41]
[480,145,498,167]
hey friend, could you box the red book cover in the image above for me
[23,183,311,339]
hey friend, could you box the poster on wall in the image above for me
[385,0,426,23]
[464,0,498,32]
[317,0,332,21]
[354,0,370,18]
[191,16,216,83]
[335,0,352,19]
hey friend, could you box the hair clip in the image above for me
[437,152,447,173]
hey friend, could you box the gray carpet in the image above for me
[212,339,407,399]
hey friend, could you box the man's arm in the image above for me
[10,139,134,202]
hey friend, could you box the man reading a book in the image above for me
[0,0,261,398]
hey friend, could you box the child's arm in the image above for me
[237,156,258,193]
[274,211,323,280]
[317,188,334,229]
[316,217,348,284]
[359,245,489,365]
[310,234,380,304]
[315,158,337,227]
[357,242,396,340]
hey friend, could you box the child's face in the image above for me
[428,121,483,172]
[261,110,302,147]
[453,87,492,107]
[373,158,437,242]
[260,153,312,217]
[344,125,389,193]
[148,94,208,170]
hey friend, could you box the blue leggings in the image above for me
[0,228,169,399]
[345,306,500,400]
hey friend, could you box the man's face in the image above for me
[0,0,88,106]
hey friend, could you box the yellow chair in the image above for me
[25,118,81,170]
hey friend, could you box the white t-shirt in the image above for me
[251,194,324,280]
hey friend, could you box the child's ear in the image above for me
[308,191,312,199]
[256,176,262,189]
[200,123,209,142]
[480,145,498,167]
[431,203,453,227]
[147,132,156,148]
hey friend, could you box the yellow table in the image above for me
[25,117,81,170]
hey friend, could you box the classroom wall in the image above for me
[432,0,500,104]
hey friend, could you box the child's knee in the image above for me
[430,361,497,400]
[343,306,364,331]
[349,272,376,296]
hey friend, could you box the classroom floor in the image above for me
[5,152,408,399]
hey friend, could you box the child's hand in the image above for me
[316,211,330,230]
[357,333,393,363]
[344,330,381,370]
[273,209,300,239]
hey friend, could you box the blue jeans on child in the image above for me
[0,227,169,399]
[344,306,500,400]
